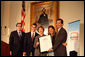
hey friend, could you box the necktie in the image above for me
[31,33,34,41]
[19,31,21,38]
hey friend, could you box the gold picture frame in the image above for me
[30,1,59,32]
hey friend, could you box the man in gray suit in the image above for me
[9,23,25,56]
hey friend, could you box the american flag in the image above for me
[21,1,25,32]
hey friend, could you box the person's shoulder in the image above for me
[25,32,31,35]
[61,27,66,31]
[36,34,40,37]
[35,32,39,35]
[61,27,67,33]
[21,31,26,35]
[11,30,17,34]
[40,14,43,17]
[21,31,24,32]
[35,35,40,38]
[26,32,31,34]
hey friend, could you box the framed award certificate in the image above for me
[39,35,52,52]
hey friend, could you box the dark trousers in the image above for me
[31,47,35,56]
[27,47,35,56]
[12,51,23,56]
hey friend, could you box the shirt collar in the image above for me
[31,32,35,34]
[17,30,21,33]
[58,27,62,32]
[31,32,35,37]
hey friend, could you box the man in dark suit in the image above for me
[38,8,49,27]
[9,23,25,56]
[23,23,38,56]
[53,18,67,56]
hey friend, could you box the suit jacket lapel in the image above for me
[27,32,31,40]
[29,32,31,38]
[57,27,63,36]
[21,31,24,39]
[56,27,63,41]
[35,32,37,37]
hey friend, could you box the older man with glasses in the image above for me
[9,23,25,56]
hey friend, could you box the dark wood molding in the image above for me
[1,41,10,56]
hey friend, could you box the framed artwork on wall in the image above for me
[30,1,59,34]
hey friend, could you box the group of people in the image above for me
[9,18,67,56]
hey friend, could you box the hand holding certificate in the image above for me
[39,35,52,52]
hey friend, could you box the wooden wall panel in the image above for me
[1,41,10,56]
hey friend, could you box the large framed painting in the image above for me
[30,1,59,34]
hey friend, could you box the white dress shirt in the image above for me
[31,32,35,38]
[17,30,22,36]
[58,27,62,33]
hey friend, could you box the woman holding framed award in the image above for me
[33,26,48,56]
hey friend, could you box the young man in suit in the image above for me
[53,18,67,56]
[23,23,39,56]
[9,23,25,56]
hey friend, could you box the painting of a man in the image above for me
[38,8,49,28]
